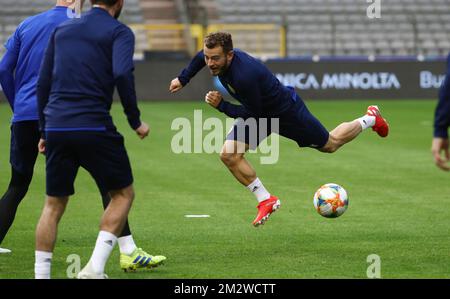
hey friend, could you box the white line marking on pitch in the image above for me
[420,121,432,126]
[184,215,211,218]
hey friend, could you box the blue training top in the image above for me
[0,6,70,123]
[37,7,141,133]
[434,53,450,138]
[178,49,301,118]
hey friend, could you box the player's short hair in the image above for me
[90,0,119,6]
[204,32,233,54]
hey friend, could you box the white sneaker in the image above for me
[0,248,11,254]
[77,263,108,279]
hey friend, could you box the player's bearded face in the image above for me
[204,46,233,76]
[213,56,228,76]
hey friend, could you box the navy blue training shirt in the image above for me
[178,49,299,118]
[434,53,450,138]
[0,6,70,122]
[37,7,141,133]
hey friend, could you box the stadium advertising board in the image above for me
[267,60,446,100]
[0,60,445,102]
[138,59,446,101]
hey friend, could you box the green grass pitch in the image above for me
[0,100,449,279]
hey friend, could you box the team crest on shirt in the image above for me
[227,84,236,94]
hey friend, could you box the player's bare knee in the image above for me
[110,186,135,203]
[220,151,240,167]
[43,204,62,218]
[220,151,233,165]
[44,197,68,219]
[125,188,135,203]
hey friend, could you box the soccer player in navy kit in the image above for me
[170,32,390,227]
[0,1,75,255]
[31,0,165,279]
[432,53,450,170]
[0,0,163,273]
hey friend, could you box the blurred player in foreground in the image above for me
[0,0,164,274]
[170,32,389,227]
[35,0,165,278]
[432,52,450,171]
[0,0,77,255]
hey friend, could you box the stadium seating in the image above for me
[0,0,144,57]
[214,0,450,57]
[0,0,449,59]
[134,0,219,57]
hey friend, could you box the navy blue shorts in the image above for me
[45,130,133,197]
[10,121,40,176]
[226,98,329,150]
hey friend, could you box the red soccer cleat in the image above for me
[367,105,389,137]
[252,195,281,227]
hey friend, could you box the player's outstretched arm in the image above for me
[169,50,206,93]
[169,77,183,93]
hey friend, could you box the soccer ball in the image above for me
[313,183,349,218]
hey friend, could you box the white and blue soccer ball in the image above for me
[313,183,349,218]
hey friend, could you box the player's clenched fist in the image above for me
[135,122,150,139]
[205,91,223,108]
[169,78,183,93]
[38,139,46,154]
